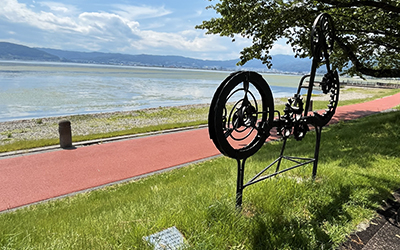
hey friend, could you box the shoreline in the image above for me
[0,103,211,125]
[0,85,373,124]
[0,103,211,145]
[0,87,379,146]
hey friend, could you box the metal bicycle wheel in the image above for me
[311,13,335,63]
[208,71,243,154]
[209,71,274,159]
[308,13,339,127]
[313,70,340,127]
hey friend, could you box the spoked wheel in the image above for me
[313,70,340,127]
[309,13,339,127]
[209,71,274,159]
[311,13,335,63]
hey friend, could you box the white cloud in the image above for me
[0,0,140,37]
[77,12,139,38]
[0,0,79,31]
[39,2,78,14]
[0,0,247,59]
[195,10,203,17]
[270,39,294,55]
[129,28,229,55]
[111,4,172,20]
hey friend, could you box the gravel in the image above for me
[0,104,210,146]
[0,87,375,146]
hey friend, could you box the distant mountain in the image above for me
[40,47,312,73]
[270,55,312,73]
[244,55,312,73]
[39,47,242,69]
[0,41,312,73]
[0,42,60,61]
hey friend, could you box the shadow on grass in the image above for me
[247,184,353,249]
[215,111,400,249]
[323,111,400,168]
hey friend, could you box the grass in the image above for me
[317,87,400,108]
[0,106,210,153]
[0,121,208,153]
[1,109,400,249]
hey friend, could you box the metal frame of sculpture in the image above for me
[208,13,340,209]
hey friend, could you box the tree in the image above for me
[196,0,400,78]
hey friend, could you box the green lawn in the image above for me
[1,109,400,249]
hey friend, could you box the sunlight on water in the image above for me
[0,61,304,122]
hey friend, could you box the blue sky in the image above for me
[0,0,293,60]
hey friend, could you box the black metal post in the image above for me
[275,137,287,172]
[304,60,317,115]
[236,158,246,209]
[312,126,322,179]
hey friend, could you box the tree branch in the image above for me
[318,0,400,13]
[336,38,400,77]
[337,28,400,39]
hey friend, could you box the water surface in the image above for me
[0,61,304,122]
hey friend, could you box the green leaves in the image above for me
[197,0,400,77]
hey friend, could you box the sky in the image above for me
[0,0,293,61]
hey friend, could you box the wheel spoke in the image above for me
[208,71,274,159]
[224,128,234,138]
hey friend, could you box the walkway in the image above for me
[1,92,400,213]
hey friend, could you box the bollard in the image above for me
[59,120,72,148]
[309,100,313,111]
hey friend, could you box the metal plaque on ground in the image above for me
[144,226,186,250]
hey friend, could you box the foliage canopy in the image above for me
[196,0,400,78]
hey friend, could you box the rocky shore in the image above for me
[0,87,375,146]
[0,104,211,146]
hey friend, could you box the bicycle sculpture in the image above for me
[208,13,340,208]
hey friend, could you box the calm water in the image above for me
[0,61,304,122]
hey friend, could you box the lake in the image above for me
[0,61,304,122]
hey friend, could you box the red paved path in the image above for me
[1,92,400,212]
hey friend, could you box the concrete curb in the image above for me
[0,124,208,159]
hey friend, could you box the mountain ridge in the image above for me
[0,41,312,73]
[0,42,60,61]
